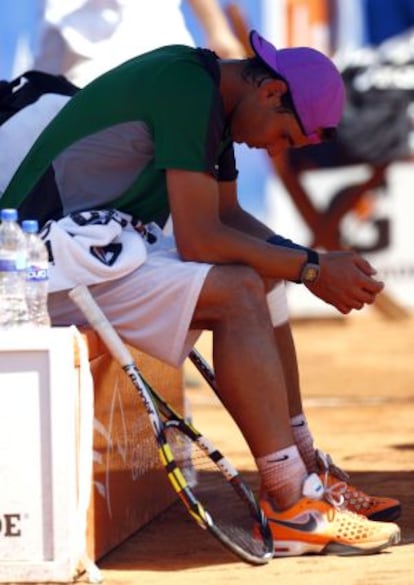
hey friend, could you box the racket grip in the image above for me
[69,284,133,368]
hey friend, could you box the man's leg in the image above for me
[273,320,318,472]
[266,283,317,468]
[191,264,400,555]
[191,264,307,509]
[268,283,401,521]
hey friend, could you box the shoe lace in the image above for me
[316,450,374,516]
[316,449,349,482]
[315,449,349,510]
[321,472,347,509]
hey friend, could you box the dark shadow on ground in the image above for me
[98,469,413,572]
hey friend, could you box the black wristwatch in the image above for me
[298,249,320,284]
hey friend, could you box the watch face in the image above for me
[303,265,319,283]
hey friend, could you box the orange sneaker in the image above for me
[261,474,401,557]
[316,450,401,522]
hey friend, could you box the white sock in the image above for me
[255,445,307,510]
[291,414,317,473]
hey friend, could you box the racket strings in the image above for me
[165,426,271,560]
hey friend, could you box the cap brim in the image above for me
[249,30,281,75]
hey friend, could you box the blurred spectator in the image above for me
[33,0,246,86]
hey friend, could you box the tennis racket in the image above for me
[68,284,273,565]
[189,347,219,394]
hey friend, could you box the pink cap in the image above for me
[249,30,345,144]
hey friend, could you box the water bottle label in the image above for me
[27,266,49,282]
[0,258,18,271]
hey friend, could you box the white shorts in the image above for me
[49,231,290,368]
[49,231,212,367]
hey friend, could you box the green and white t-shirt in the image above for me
[2,45,238,227]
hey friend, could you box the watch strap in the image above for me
[306,249,319,266]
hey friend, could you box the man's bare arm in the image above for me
[167,169,384,314]
[218,179,275,239]
[167,168,306,282]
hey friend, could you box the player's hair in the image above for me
[241,56,296,112]
[241,56,337,142]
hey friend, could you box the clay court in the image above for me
[85,306,414,585]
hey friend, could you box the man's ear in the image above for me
[258,78,288,106]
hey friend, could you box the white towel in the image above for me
[40,209,147,292]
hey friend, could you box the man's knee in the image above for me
[193,265,267,324]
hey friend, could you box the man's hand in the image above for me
[306,251,384,314]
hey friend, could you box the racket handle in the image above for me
[69,284,133,368]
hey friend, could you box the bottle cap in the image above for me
[21,219,39,233]
[1,208,18,222]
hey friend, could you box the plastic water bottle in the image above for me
[0,208,29,328]
[21,219,51,327]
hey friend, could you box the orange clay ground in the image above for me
[90,309,414,585]
[21,308,413,585]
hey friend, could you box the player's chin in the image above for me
[231,126,254,147]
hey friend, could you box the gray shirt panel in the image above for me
[53,121,154,214]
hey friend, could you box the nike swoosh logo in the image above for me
[292,421,305,428]
[269,514,318,533]
[267,455,289,462]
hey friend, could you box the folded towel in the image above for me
[40,209,147,292]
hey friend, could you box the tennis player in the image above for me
[1,30,401,555]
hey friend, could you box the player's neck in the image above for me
[218,60,248,117]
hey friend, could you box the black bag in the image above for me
[338,29,414,164]
[338,63,413,164]
[0,70,79,126]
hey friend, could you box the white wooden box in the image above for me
[0,327,94,583]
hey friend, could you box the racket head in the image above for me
[156,400,274,564]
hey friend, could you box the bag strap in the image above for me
[0,70,79,125]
